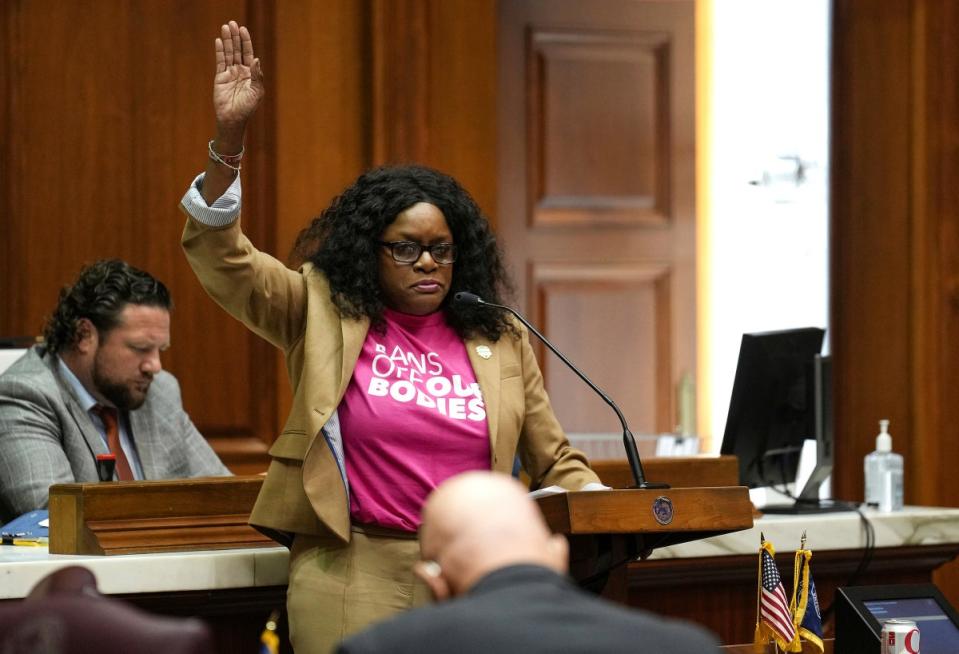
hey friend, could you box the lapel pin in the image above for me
[476,345,492,359]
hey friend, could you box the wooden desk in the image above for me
[722,641,834,653]
[12,466,959,649]
[591,459,959,644]
[628,506,959,644]
[0,544,289,654]
[592,455,740,489]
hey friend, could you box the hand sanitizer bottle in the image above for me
[864,419,904,511]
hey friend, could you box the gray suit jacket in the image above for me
[0,346,231,523]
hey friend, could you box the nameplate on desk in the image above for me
[1,510,49,546]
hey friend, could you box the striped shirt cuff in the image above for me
[180,172,242,227]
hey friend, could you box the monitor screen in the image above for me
[865,598,959,652]
[720,327,826,489]
[837,584,959,654]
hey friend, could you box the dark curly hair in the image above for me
[292,165,516,341]
[43,260,172,354]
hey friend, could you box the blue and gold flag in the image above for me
[259,609,280,654]
[790,546,825,654]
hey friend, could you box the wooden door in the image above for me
[497,1,695,444]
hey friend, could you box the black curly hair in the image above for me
[43,260,172,354]
[292,165,516,341]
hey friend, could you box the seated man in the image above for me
[0,260,230,523]
[336,471,721,654]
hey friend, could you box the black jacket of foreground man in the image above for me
[336,564,721,654]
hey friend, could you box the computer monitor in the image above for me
[720,327,844,512]
[836,584,959,654]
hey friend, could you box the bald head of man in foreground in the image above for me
[336,471,722,654]
[414,471,568,601]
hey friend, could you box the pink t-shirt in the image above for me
[339,308,491,532]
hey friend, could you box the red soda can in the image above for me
[881,618,920,653]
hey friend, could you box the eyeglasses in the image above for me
[378,241,457,265]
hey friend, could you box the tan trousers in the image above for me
[287,526,431,654]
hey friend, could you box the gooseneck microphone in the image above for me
[455,291,668,490]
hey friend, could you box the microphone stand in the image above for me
[456,292,668,489]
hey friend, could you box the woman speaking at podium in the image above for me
[179,21,601,654]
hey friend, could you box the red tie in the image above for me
[93,405,134,481]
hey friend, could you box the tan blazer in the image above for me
[182,215,599,546]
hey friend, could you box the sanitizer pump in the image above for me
[864,419,904,512]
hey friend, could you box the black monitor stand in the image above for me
[754,353,858,515]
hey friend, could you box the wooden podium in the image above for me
[540,455,753,600]
[48,476,273,555]
[537,484,753,601]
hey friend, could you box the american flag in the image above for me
[758,545,798,649]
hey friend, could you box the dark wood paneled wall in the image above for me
[0,1,496,473]
[0,0,275,472]
[369,0,496,208]
[832,0,959,606]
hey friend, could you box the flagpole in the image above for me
[756,532,764,635]
[798,531,807,651]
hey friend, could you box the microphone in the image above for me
[455,291,668,489]
[95,453,116,482]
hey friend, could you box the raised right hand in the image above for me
[213,20,264,134]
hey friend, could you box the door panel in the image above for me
[498,1,695,439]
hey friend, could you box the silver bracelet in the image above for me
[208,140,243,172]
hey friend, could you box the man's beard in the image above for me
[92,355,151,411]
